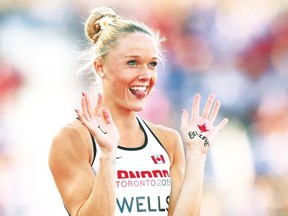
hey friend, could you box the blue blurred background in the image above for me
[0,0,288,215]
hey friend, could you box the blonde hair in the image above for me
[78,7,165,92]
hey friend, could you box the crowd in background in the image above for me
[0,0,287,215]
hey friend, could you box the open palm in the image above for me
[181,93,228,154]
[75,92,119,153]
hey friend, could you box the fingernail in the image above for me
[82,92,85,96]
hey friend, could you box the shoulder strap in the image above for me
[137,116,168,153]
[90,134,97,166]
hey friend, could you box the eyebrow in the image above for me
[123,55,158,60]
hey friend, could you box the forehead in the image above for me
[111,32,159,58]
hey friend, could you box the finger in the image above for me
[75,109,89,126]
[102,107,113,124]
[81,93,89,119]
[75,108,81,119]
[209,100,221,124]
[215,118,229,132]
[94,92,103,117]
[181,109,190,130]
[191,93,200,122]
[82,92,94,118]
[202,93,215,119]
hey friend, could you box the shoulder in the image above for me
[143,119,184,164]
[49,119,94,168]
[144,120,181,142]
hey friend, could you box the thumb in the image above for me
[102,107,113,124]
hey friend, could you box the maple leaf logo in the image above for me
[151,155,165,164]
[197,123,209,133]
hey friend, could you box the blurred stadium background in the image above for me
[0,0,288,215]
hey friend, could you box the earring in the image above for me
[99,73,105,78]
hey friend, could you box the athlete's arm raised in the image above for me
[172,93,228,216]
[49,92,119,216]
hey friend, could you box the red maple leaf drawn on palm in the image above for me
[197,123,209,133]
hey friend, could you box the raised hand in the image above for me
[75,92,119,153]
[181,93,228,154]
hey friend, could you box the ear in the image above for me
[94,58,104,76]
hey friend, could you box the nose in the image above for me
[138,66,152,81]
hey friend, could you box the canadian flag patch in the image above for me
[151,155,165,164]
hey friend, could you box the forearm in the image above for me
[172,147,207,216]
[78,152,117,216]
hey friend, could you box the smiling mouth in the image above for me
[129,86,147,99]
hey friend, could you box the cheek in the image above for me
[151,72,157,86]
[106,75,128,94]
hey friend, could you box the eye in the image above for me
[149,61,158,68]
[127,60,138,67]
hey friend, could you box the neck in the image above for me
[109,107,143,147]
[102,98,146,148]
[103,103,138,130]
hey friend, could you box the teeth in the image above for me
[129,86,147,91]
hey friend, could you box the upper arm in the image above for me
[48,124,95,216]
[166,130,185,215]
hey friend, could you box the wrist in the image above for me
[184,146,207,173]
[185,145,207,159]
[100,148,117,162]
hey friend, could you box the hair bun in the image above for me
[85,7,118,43]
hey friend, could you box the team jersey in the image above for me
[91,117,171,215]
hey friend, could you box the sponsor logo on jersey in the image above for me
[117,169,169,179]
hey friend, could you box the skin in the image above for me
[49,32,228,216]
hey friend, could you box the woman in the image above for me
[49,7,228,216]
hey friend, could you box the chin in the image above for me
[132,103,147,112]
[133,106,146,112]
